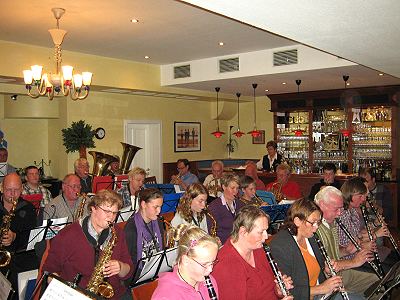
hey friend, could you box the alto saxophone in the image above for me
[75,193,94,221]
[204,209,217,238]
[0,197,18,267]
[270,181,284,203]
[86,223,117,299]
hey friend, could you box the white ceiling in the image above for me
[0,0,399,97]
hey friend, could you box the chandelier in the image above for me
[22,8,92,100]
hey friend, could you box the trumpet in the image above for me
[262,244,290,297]
[314,233,350,300]
[366,197,400,258]
[335,218,383,279]
[360,205,385,277]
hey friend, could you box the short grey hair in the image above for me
[314,186,342,205]
[211,160,224,169]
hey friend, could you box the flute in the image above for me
[366,197,400,258]
[313,233,350,300]
[262,244,290,297]
[335,218,383,279]
[360,205,385,277]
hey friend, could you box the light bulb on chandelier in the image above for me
[22,8,92,100]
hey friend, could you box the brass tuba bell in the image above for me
[88,151,119,176]
[118,142,142,174]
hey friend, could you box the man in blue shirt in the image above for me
[170,158,199,190]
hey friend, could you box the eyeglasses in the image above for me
[97,206,119,216]
[189,256,218,269]
[65,184,81,190]
[306,219,322,227]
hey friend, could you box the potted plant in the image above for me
[61,120,95,158]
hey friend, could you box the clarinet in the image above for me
[262,244,290,297]
[313,233,350,300]
[204,275,218,300]
[360,205,385,277]
[366,197,400,258]
[335,218,383,279]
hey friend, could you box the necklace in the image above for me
[177,267,197,290]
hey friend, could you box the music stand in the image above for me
[116,207,135,223]
[260,204,291,224]
[0,162,7,177]
[131,247,178,288]
[26,218,69,251]
[92,176,113,193]
[367,261,400,300]
[161,193,183,214]
[145,184,176,194]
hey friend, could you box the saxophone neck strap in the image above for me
[82,216,110,263]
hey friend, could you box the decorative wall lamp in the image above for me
[211,87,225,138]
[22,8,92,100]
[233,92,245,138]
[247,83,261,137]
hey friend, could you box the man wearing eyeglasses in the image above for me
[43,189,133,299]
[170,159,199,191]
[314,186,378,296]
[44,174,85,222]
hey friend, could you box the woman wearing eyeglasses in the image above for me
[124,188,165,272]
[269,199,364,299]
[171,183,209,233]
[212,205,293,300]
[152,224,219,300]
[43,189,133,299]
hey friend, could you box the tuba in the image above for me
[89,151,119,176]
[0,197,17,267]
[118,142,142,174]
[86,223,117,298]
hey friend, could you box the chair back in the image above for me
[132,279,159,300]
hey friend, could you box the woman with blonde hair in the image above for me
[171,183,209,233]
[152,225,219,300]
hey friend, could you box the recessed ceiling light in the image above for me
[130,19,139,23]
[282,82,286,85]
[144,56,150,59]
[218,42,224,46]
[378,73,384,76]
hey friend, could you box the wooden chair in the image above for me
[32,239,52,300]
[144,176,157,184]
[132,279,159,300]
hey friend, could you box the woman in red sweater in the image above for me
[212,205,293,300]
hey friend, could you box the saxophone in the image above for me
[75,193,94,221]
[204,209,217,238]
[270,181,284,203]
[86,223,117,299]
[0,197,17,267]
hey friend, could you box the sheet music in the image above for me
[116,207,134,223]
[0,163,7,177]
[158,247,178,273]
[279,199,295,205]
[27,217,68,250]
[174,184,184,193]
[40,278,91,300]
[0,271,12,300]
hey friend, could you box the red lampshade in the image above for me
[248,129,261,137]
[211,129,225,138]
[233,129,245,138]
[340,129,351,137]
[294,129,304,137]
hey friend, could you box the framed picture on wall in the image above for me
[252,130,265,144]
[174,122,201,152]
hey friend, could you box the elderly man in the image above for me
[117,167,146,211]
[265,164,302,202]
[22,165,52,207]
[314,186,379,296]
[170,158,199,191]
[0,148,16,183]
[44,174,85,222]
[0,173,38,296]
[43,189,133,299]
[203,160,224,200]
[74,158,93,193]
[309,163,342,201]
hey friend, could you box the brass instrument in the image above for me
[86,223,117,298]
[360,205,385,277]
[270,181,284,203]
[0,197,17,267]
[88,151,119,176]
[159,216,176,248]
[74,193,94,221]
[118,142,142,175]
[314,233,350,300]
[335,218,383,279]
[206,178,223,197]
[262,244,290,297]
[366,197,400,258]
[204,209,217,238]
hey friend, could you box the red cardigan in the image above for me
[212,239,278,300]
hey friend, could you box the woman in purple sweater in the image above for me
[152,224,219,300]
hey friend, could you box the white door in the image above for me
[125,120,162,182]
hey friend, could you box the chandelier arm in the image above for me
[37,80,48,96]
[27,88,41,99]
[47,88,55,100]
[60,82,70,96]
[76,89,90,100]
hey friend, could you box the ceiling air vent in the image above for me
[174,65,191,79]
[273,49,298,66]
[219,57,239,73]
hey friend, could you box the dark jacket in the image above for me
[262,154,283,172]
[309,179,342,201]
[269,229,326,300]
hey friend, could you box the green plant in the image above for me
[61,120,95,158]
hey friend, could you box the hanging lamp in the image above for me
[247,83,261,137]
[340,75,351,137]
[293,79,305,137]
[233,92,245,137]
[211,87,225,138]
